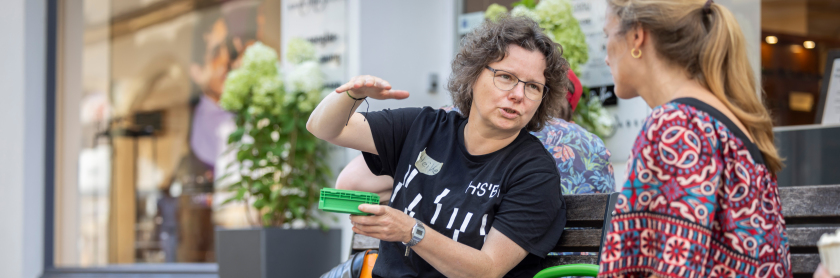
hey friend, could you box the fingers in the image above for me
[387,90,410,100]
[358,204,387,216]
[335,76,356,93]
[336,75,392,92]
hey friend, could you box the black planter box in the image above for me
[216,228,342,278]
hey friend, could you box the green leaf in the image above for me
[228,127,246,144]
[512,0,536,9]
[253,199,266,209]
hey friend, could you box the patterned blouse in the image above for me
[598,98,791,278]
[532,118,616,194]
[441,106,615,194]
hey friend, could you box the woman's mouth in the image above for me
[500,107,519,119]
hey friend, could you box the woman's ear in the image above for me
[627,23,646,51]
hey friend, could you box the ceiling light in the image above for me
[765,36,778,44]
[804,41,815,49]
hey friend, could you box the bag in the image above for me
[320,249,378,278]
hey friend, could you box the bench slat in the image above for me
[566,193,610,227]
[541,255,597,268]
[781,185,840,223]
[352,234,380,251]
[540,254,818,276]
[791,253,820,276]
[788,226,838,250]
[353,224,837,251]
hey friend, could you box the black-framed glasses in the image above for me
[485,66,548,101]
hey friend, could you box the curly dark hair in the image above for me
[447,15,570,132]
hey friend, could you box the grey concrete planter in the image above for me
[216,227,342,278]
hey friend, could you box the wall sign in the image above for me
[817,51,840,125]
[281,0,346,90]
[570,0,613,88]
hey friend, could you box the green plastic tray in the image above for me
[318,188,380,215]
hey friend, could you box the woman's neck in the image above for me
[463,120,520,156]
[636,59,700,108]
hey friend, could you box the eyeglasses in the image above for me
[485,66,548,101]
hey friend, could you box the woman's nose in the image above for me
[508,82,526,100]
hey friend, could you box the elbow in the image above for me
[305,116,317,137]
[305,114,327,140]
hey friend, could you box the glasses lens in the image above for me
[493,72,518,90]
[523,83,545,101]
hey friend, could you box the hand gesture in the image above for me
[350,204,416,243]
[336,75,410,100]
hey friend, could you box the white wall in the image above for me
[0,0,46,277]
[356,0,457,112]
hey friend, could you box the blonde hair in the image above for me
[608,0,783,174]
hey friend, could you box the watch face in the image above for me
[414,229,424,237]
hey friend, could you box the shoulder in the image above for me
[508,133,563,178]
[639,102,714,143]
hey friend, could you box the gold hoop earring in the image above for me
[631,48,642,59]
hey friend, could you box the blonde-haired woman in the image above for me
[597,0,790,277]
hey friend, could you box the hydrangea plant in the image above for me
[486,0,615,139]
[219,39,331,228]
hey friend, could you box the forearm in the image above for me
[410,229,506,278]
[306,91,364,141]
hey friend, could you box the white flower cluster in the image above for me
[286,38,316,64]
[220,38,326,115]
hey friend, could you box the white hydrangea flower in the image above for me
[286,61,323,93]
[485,4,508,21]
[220,69,253,111]
[242,42,279,76]
[286,38,316,65]
[252,75,283,111]
[511,5,539,22]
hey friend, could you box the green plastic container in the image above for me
[318,188,380,215]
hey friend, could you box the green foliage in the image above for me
[486,0,615,140]
[572,87,616,139]
[218,40,332,228]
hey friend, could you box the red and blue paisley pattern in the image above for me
[598,100,791,278]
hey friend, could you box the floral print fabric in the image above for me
[532,118,616,194]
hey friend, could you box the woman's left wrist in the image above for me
[403,218,415,243]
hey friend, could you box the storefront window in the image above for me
[55,0,280,267]
[761,0,840,126]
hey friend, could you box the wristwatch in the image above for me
[403,219,426,256]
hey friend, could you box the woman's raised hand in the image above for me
[336,75,410,100]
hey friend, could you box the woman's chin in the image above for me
[614,88,638,100]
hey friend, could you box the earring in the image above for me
[631,48,642,59]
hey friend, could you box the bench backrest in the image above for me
[351,185,840,277]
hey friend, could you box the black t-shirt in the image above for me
[361,107,567,278]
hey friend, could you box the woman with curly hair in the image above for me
[308,16,570,277]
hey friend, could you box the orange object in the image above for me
[359,252,378,278]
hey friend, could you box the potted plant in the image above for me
[214,39,341,278]
[487,0,616,139]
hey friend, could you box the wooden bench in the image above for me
[351,185,840,277]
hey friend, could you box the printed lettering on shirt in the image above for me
[404,193,422,218]
[480,214,488,236]
[391,165,418,203]
[465,181,500,198]
[448,209,475,242]
[430,189,450,225]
